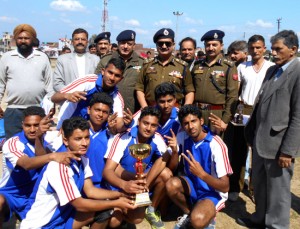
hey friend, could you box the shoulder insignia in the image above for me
[223,58,235,67]
[101,52,113,59]
[174,58,188,66]
[143,57,154,64]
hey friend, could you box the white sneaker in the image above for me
[174,214,190,229]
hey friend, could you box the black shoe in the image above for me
[236,217,265,229]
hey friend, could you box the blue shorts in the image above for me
[0,192,28,222]
[182,176,221,206]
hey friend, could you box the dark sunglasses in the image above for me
[157,41,173,48]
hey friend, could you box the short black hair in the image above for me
[178,105,202,124]
[179,37,197,50]
[139,106,161,121]
[89,92,114,112]
[23,106,46,120]
[72,28,88,39]
[248,35,265,45]
[111,43,118,48]
[146,50,151,54]
[154,82,178,101]
[105,57,126,73]
[88,43,96,49]
[62,117,90,139]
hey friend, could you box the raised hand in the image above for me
[51,150,85,165]
[164,129,178,153]
[123,108,133,127]
[65,91,87,103]
[36,111,54,138]
[181,150,205,178]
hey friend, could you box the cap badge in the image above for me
[163,29,169,36]
[104,34,107,38]
[131,33,134,39]
[213,33,218,39]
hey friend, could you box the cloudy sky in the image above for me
[0,0,299,49]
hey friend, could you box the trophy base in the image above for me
[135,192,152,207]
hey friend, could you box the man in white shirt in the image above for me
[53,28,100,91]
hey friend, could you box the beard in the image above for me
[17,43,33,55]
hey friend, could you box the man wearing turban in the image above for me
[0,24,53,138]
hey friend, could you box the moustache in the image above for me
[76,44,84,47]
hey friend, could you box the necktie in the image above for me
[274,67,283,82]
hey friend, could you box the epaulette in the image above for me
[143,57,155,64]
[174,58,188,66]
[223,58,235,67]
[101,52,113,59]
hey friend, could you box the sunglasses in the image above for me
[157,41,173,48]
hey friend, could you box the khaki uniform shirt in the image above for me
[192,54,239,123]
[95,51,144,113]
[135,56,195,105]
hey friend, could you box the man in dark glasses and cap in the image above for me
[136,28,195,109]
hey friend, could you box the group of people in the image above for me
[0,22,299,229]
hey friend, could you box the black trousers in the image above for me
[4,108,25,139]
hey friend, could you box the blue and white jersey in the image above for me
[86,128,111,188]
[131,107,181,143]
[21,145,92,229]
[56,74,124,129]
[0,131,39,196]
[177,128,233,211]
[104,126,167,174]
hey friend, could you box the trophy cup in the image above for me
[129,143,152,207]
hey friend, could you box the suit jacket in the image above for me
[53,52,100,91]
[245,58,300,159]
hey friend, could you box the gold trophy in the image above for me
[129,143,152,207]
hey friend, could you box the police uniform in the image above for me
[94,32,111,58]
[192,30,238,127]
[135,28,195,106]
[94,30,144,113]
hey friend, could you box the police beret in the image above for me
[153,28,175,43]
[94,32,111,44]
[201,30,225,42]
[116,30,136,42]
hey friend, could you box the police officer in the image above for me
[94,30,144,113]
[135,28,195,108]
[94,31,111,58]
[192,29,239,132]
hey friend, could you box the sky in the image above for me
[0,0,300,50]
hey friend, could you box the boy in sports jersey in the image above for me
[52,57,129,134]
[21,117,136,229]
[0,106,82,225]
[103,107,177,228]
[86,92,113,188]
[166,105,232,229]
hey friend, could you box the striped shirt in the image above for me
[21,146,92,228]
[56,74,124,129]
[105,126,167,173]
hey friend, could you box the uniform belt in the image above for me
[195,103,224,110]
